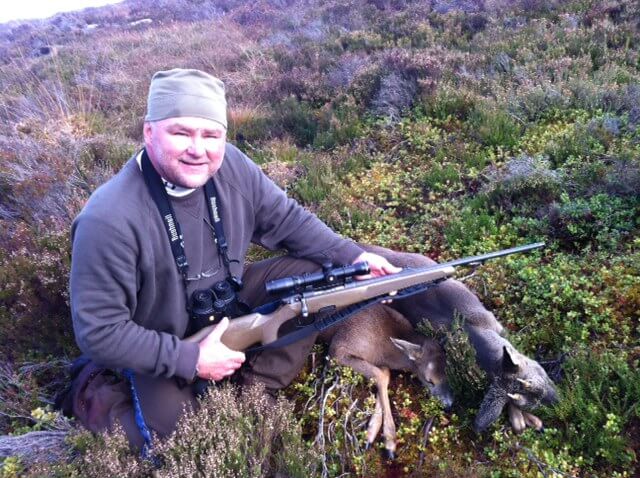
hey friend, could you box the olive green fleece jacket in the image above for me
[70,143,363,380]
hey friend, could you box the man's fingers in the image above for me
[353,252,401,278]
[383,263,402,274]
[206,317,229,342]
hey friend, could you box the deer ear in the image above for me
[502,346,521,373]
[390,337,423,360]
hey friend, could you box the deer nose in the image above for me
[430,383,454,411]
[543,384,559,405]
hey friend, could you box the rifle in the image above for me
[185,242,545,351]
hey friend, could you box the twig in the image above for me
[417,416,435,471]
[385,139,410,163]
[317,381,338,478]
[519,445,577,478]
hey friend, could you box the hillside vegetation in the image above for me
[0,0,638,476]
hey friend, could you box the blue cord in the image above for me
[122,369,157,463]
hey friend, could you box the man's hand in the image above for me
[196,317,245,381]
[353,251,402,279]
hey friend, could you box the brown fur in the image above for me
[358,244,557,434]
[319,304,452,456]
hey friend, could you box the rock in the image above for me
[370,70,417,120]
[129,18,152,27]
[493,52,512,74]
[503,16,527,30]
[559,13,579,30]
[262,160,303,189]
[34,45,57,57]
[432,0,483,14]
[463,14,489,35]
[601,116,622,136]
[326,53,371,89]
[267,0,293,7]
[300,19,327,42]
[0,431,71,465]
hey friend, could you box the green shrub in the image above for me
[0,223,76,362]
[552,349,639,468]
[483,155,562,214]
[442,203,521,256]
[543,121,607,167]
[419,316,488,409]
[292,153,336,205]
[482,251,635,353]
[468,105,523,150]
[421,86,477,122]
[422,162,461,193]
[272,97,318,146]
[313,104,366,150]
[547,193,637,251]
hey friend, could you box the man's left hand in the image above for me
[353,251,402,279]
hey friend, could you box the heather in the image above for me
[1,0,639,476]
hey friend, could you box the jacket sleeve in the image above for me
[70,213,199,380]
[241,151,364,266]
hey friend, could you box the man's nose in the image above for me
[187,135,205,156]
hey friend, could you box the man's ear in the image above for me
[143,122,153,145]
[390,337,423,361]
[502,346,521,374]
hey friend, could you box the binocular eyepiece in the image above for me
[190,279,247,331]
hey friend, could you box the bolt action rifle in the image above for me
[185,242,545,352]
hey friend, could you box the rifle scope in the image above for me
[266,262,370,295]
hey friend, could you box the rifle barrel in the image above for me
[333,242,546,294]
[442,242,545,269]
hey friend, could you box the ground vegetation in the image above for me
[1,0,638,476]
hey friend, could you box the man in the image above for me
[69,68,399,448]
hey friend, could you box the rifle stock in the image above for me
[185,242,544,350]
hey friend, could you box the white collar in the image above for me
[136,150,195,198]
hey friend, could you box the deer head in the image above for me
[390,337,454,410]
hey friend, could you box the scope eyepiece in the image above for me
[265,261,370,295]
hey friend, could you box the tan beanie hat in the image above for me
[145,68,227,129]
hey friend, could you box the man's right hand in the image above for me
[196,317,245,381]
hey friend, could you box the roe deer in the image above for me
[360,244,558,433]
[319,304,453,458]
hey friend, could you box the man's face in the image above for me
[143,116,226,188]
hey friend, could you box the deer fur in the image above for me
[360,244,558,433]
[467,326,557,432]
[319,304,453,458]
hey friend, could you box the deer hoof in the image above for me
[383,449,395,461]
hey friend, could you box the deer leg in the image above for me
[507,402,526,434]
[366,393,383,448]
[330,351,396,456]
[522,410,544,431]
[376,366,398,459]
[508,403,544,432]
